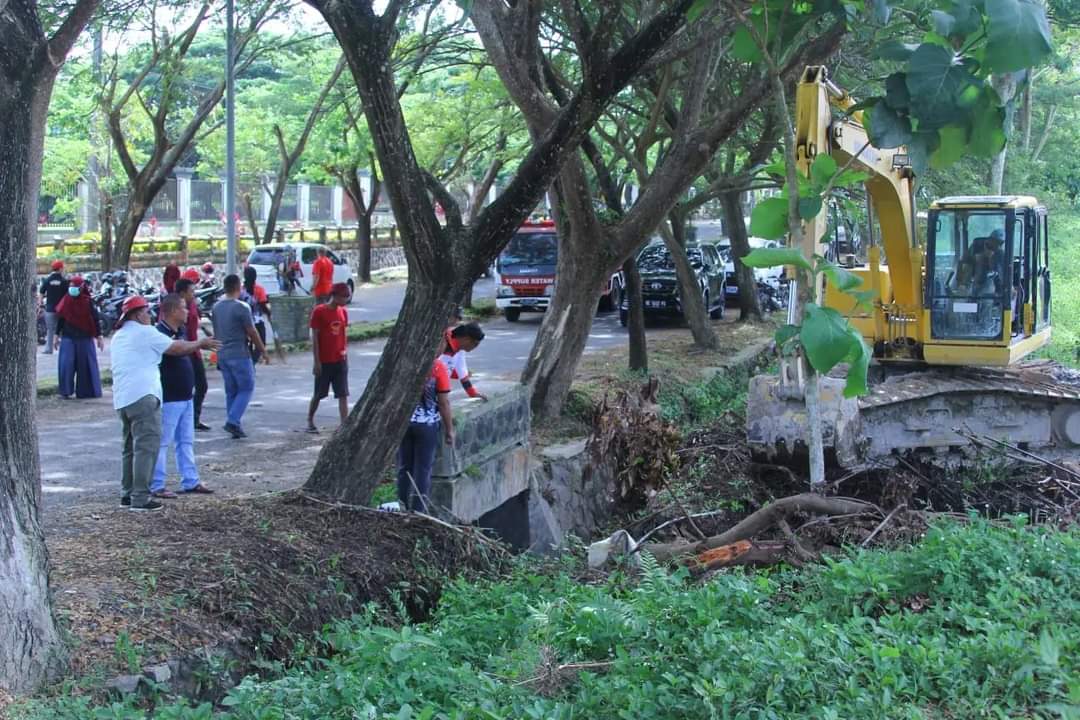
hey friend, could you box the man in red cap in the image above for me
[306,282,351,433]
[39,259,68,354]
[111,294,219,511]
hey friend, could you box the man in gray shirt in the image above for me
[212,273,268,438]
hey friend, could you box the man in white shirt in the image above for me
[111,295,219,511]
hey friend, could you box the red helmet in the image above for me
[182,268,200,282]
[202,262,214,273]
[51,260,64,271]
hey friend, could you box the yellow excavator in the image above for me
[747,66,1080,468]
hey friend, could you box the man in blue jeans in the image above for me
[212,274,268,439]
[151,294,214,498]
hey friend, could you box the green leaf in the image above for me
[984,0,1053,74]
[883,73,910,111]
[775,324,800,351]
[905,44,979,130]
[907,130,942,175]
[749,197,791,240]
[866,102,912,149]
[731,25,763,62]
[841,325,872,397]
[819,261,863,292]
[389,643,411,663]
[949,0,983,36]
[687,0,712,23]
[799,195,824,220]
[811,155,838,188]
[800,304,854,374]
[969,97,1007,157]
[930,125,968,169]
[742,247,813,272]
[875,40,918,62]
[931,10,956,36]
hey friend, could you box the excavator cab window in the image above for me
[927,208,1013,341]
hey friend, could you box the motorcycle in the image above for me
[756,279,788,314]
[195,284,224,318]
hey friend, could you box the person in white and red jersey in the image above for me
[439,322,486,401]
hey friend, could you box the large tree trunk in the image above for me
[0,16,83,693]
[304,278,461,500]
[721,190,762,321]
[112,181,165,268]
[664,213,718,348]
[622,254,647,372]
[521,256,609,419]
[356,211,373,282]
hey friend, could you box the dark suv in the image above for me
[620,241,727,325]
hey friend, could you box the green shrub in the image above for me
[17,521,1078,719]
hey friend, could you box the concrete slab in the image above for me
[430,444,530,523]
[433,382,530,477]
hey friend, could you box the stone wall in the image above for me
[271,295,317,343]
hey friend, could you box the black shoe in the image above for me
[121,496,131,507]
[130,500,164,512]
[223,423,247,439]
[195,421,211,431]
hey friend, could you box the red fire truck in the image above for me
[494,219,622,322]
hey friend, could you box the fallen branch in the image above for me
[688,540,789,574]
[645,493,878,562]
[956,428,1080,499]
[860,503,906,548]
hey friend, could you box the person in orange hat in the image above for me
[111,294,219,511]
[39,259,68,354]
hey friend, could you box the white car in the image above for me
[245,243,354,300]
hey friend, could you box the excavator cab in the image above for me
[924,196,1051,361]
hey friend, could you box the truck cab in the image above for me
[494,219,621,322]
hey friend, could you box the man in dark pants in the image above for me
[39,259,68,354]
[175,278,211,430]
[397,358,454,513]
[306,283,351,433]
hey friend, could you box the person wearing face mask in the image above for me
[54,275,104,399]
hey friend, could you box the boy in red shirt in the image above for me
[311,247,334,303]
[306,283,351,432]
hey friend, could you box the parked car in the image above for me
[620,240,726,326]
[720,237,786,306]
[245,243,354,301]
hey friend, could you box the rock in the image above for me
[587,530,638,569]
[526,480,564,555]
[96,633,117,646]
[105,674,143,696]
[144,663,172,684]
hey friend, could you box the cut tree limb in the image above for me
[645,493,876,562]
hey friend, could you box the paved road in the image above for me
[35,287,626,518]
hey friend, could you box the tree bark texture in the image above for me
[721,190,762,321]
[664,211,717,348]
[0,0,100,693]
[301,0,698,504]
[622,254,647,372]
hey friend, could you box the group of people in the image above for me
[42,253,489,515]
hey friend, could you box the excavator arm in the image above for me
[794,66,923,355]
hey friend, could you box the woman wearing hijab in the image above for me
[162,262,180,294]
[55,275,104,399]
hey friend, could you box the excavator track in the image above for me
[746,361,1080,469]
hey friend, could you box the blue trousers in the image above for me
[218,356,255,429]
[152,400,199,492]
[58,336,102,398]
[397,421,441,512]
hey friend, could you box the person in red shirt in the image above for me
[176,277,212,430]
[398,357,454,513]
[311,247,334,303]
[306,282,351,432]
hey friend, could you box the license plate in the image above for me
[645,300,666,309]
[521,298,541,306]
